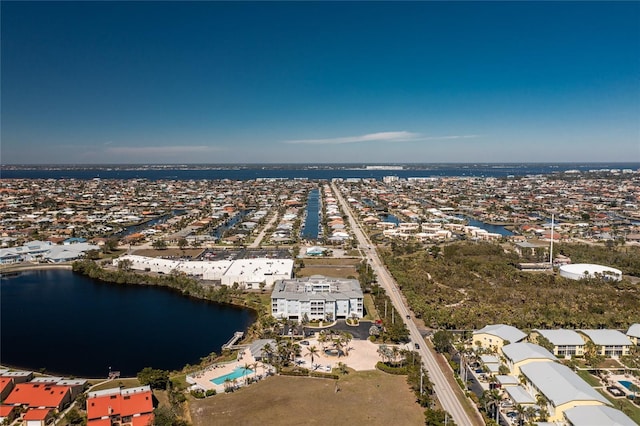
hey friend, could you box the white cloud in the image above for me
[283,131,480,145]
[283,131,421,145]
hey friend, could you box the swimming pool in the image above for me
[211,366,254,385]
[618,380,636,391]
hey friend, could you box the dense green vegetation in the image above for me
[72,260,257,309]
[382,242,639,330]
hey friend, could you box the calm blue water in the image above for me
[464,217,513,236]
[618,380,635,390]
[3,163,638,180]
[0,269,256,377]
[210,366,253,385]
[301,188,320,240]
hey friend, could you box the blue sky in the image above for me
[2,1,639,164]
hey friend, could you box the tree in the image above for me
[432,330,453,354]
[152,239,168,250]
[178,238,188,252]
[64,408,84,425]
[117,258,132,271]
[306,345,319,366]
[137,367,169,389]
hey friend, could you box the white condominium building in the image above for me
[271,275,363,322]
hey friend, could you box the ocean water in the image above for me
[2,163,638,180]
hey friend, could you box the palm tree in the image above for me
[243,362,251,385]
[261,343,274,365]
[391,346,400,366]
[306,345,319,366]
[514,404,525,426]
[524,406,537,424]
[341,331,353,356]
[377,344,391,364]
[223,377,232,393]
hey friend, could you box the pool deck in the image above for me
[187,336,409,392]
[609,374,640,396]
[187,348,272,392]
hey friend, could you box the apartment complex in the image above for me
[271,275,363,322]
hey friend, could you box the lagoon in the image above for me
[0,269,256,377]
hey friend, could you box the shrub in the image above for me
[190,389,205,399]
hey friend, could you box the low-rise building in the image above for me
[531,329,586,358]
[3,382,72,412]
[271,275,363,322]
[87,386,154,426]
[578,329,633,358]
[502,342,557,375]
[564,404,636,426]
[626,323,640,346]
[473,324,527,351]
[519,362,610,422]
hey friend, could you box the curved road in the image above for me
[331,182,480,426]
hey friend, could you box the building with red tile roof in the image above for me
[0,377,15,400]
[23,408,53,426]
[87,386,154,426]
[0,405,18,424]
[3,383,71,411]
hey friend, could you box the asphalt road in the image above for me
[331,182,480,426]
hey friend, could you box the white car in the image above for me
[325,365,331,372]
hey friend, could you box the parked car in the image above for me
[325,365,331,372]
[300,340,309,345]
[414,343,420,350]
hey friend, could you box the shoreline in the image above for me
[0,262,73,274]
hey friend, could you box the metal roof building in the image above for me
[520,362,609,421]
[564,405,636,426]
[559,263,622,281]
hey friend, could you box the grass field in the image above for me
[296,257,360,279]
[188,371,424,426]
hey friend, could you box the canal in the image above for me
[301,188,320,240]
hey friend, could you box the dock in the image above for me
[222,331,244,350]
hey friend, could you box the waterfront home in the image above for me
[578,329,633,358]
[87,386,154,426]
[530,329,586,358]
[3,382,72,412]
[473,324,527,351]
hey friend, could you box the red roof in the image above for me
[132,413,154,426]
[23,408,51,421]
[87,388,153,421]
[0,405,17,417]
[3,383,70,410]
